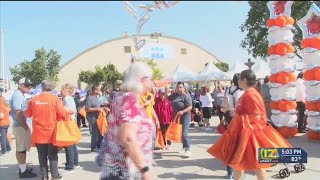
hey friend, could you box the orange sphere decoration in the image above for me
[269,74,278,83]
[276,44,287,55]
[270,101,278,109]
[289,73,296,82]
[304,67,320,81]
[304,70,314,81]
[314,68,320,80]
[280,100,296,111]
[271,72,295,84]
[301,37,320,49]
[305,101,320,112]
[307,130,320,141]
[286,16,294,25]
[266,19,275,27]
[278,126,298,138]
[301,39,308,48]
[275,16,287,27]
[287,45,294,53]
[268,46,276,55]
[269,100,296,112]
[311,37,320,49]
[277,72,290,84]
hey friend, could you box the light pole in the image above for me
[244,58,255,70]
[0,29,5,92]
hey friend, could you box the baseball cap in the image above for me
[18,78,33,87]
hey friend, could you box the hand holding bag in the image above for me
[97,111,108,136]
[165,114,182,143]
[155,128,165,148]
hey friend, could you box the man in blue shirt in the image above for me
[9,78,37,178]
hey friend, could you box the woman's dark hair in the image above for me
[232,73,241,87]
[264,76,269,83]
[177,82,185,87]
[201,86,209,95]
[297,72,303,79]
[240,70,257,87]
[91,84,100,92]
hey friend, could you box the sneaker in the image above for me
[26,166,33,172]
[91,148,99,153]
[227,174,233,180]
[52,175,63,180]
[62,169,75,175]
[181,150,191,158]
[74,165,83,170]
[165,145,171,150]
[19,168,37,178]
[179,148,187,154]
[152,161,157,167]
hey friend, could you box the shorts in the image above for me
[13,126,31,152]
[203,107,212,119]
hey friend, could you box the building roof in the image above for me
[60,34,221,70]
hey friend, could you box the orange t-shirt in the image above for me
[0,97,11,126]
[25,93,67,144]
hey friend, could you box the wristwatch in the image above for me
[140,166,149,174]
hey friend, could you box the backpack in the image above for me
[221,87,240,113]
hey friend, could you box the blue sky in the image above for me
[0,1,252,79]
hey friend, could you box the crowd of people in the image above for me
[0,61,309,180]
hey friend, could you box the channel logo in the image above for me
[259,148,280,159]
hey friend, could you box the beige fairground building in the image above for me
[58,33,221,89]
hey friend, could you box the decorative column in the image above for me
[267,1,298,138]
[297,3,320,140]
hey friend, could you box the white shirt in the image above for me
[226,86,244,105]
[296,78,306,102]
[200,93,214,108]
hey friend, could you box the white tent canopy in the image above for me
[227,61,272,80]
[227,63,247,79]
[161,64,197,82]
[195,63,230,81]
[251,61,271,79]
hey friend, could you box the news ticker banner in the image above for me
[258,148,307,163]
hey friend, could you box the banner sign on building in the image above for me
[140,43,173,60]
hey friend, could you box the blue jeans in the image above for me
[90,121,103,150]
[0,125,11,154]
[227,165,233,175]
[181,113,191,150]
[64,144,79,169]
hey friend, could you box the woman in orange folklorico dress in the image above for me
[208,70,292,180]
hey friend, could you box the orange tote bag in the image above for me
[156,129,165,148]
[53,115,81,147]
[97,111,108,136]
[165,114,182,143]
[79,107,86,118]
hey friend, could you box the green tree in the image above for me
[78,63,123,86]
[136,58,163,80]
[214,62,229,72]
[10,48,61,85]
[240,1,320,60]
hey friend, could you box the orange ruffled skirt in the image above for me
[207,114,291,171]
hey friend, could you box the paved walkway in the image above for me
[1,117,320,180]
